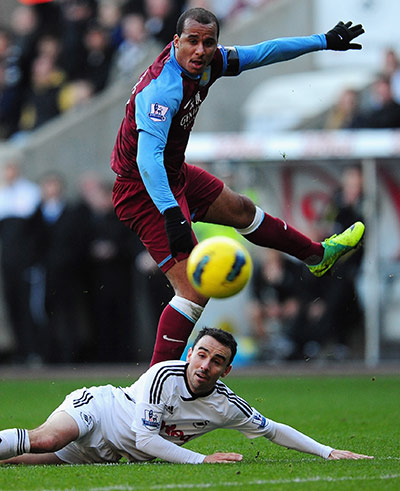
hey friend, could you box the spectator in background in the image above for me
[382,48,400,104]
[288,167,365,361]
[3,6,39,137]
[77,175,139,362]
[9,4,39,85]
[97,0,124,50]
[323,88,360,130]
[0,158,41,364]
[58,0,97,81]
[58,78,95,113]
[249,249,302,362]
[0,27,25,138]
[350,74,400,129]
[29,172,87,364]
[113,13,149,81]
[81,22,115,93]
[35,34,62,65]
[143,0,185,47]
[18,53,65,132]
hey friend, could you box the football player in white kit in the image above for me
[0,328,373,465]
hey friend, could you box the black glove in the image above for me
[164,206,195,257]
[325,21,364,51]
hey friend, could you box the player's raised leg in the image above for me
[204,185,364,275]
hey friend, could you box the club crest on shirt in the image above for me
[80,411,94,429]
[142,409,162,429]
[148,103,169,122]
[199,66,211,86]
[252,412,267,429]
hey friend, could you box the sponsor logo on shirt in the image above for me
[148,103,169,122]
[161,421,193,443]
[252,412,267,429]
[142,409,162,429]
[192,420,209,429]
[180,91,202,130]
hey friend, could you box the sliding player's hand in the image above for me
[328,449,374,460]
[325,21,364,50]
[203,452,243,463]
[164,206,195,257]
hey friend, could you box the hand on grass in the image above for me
[204,452,243,463]
[328,449,374,460]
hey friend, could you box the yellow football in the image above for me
[187,236,253,298]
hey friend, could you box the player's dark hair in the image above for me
[192,327,237,365]
[176,8,219,38]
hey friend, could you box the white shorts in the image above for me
[52,386,122,464]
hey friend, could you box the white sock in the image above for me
[169,295,204,323]
[0,429,30,459]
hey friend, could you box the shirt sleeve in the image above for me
[134,65,183,214]
[234,33,326,72]
[225,407,333,459]
[135,428,205,464]
[136,131,178,213]
[268,421,333,459]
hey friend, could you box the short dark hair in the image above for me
[176,8,219,38]
[192,327,237,365]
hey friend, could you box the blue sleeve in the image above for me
[137,130,178,214]
[235,33,326,72]
[135,64,183,142]
[135,62,182,213]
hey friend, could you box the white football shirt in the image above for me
[55,360,332,464]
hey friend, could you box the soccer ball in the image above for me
[187,236,253,298]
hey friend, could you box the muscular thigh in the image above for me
[203,185,256,229]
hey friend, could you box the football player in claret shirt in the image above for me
[0,328,373,465]
[111,8,366,365]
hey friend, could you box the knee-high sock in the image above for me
[237,206,324,261]
[0,429,30,459]
[150,296,204,366]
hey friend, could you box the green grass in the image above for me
[0,374,399,490]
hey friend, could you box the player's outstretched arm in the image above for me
[328,449,374,460]
[203,452,243,463]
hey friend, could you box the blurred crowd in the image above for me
[0,0,271,141]
[0,0,391,365]
[0,158,173,365]
[248,166,365,363]
[323,48,400,130]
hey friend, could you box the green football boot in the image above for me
[308,221,365,277]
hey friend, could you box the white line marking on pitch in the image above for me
[84,473,400,490]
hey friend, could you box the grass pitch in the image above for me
[0,373,399,490]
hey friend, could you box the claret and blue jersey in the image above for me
[111,34,326,214]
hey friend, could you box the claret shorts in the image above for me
[112,163,224,272]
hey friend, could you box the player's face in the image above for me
[186,335,232,395]
[173,19,218,76]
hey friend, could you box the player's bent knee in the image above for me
[234,194,256,227]
[30,412,79,453]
